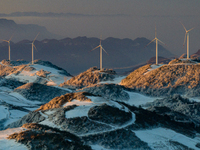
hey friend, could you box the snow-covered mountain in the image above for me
[0,59,200,150]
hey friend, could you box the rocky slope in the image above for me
[121,59,200,97]
[8,123,92,150]
[78,83,130,101]
[14,83,69,102]
[60,67,116,89]
[143,94,200,126]
[1,59,200,150]
[4,92,200,149]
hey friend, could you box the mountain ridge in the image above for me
[0,36,173,75]
[0,18,61,42]
[0,58,200,149]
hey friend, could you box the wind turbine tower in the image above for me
[0,35,13,61]
[90,38,108,71]
[181,22,194,59]
[145,26,166,65]
[31,33,39,65]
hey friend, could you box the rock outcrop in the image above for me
[34,69,51,78]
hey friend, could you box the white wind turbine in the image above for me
[0,35,13,61]
[31,33,39,65]
[181,22,194,59]
[90,37,108,71]
[145,26,166,65]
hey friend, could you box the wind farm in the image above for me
[0,19,197,72]
[1,1,200,150]
[0,20,197,74]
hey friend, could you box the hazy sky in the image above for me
[1,0,200,56]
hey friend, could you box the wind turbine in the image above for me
[0,35,13,61]
[90,37,108,71]
[145,26,166,65]
[181,22,194,59]
[31,33,39,65]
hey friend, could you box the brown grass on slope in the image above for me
[0,64,15,76]
[120,64,151,88]
[36,92,93,111]
[121,64,200,96]
[59,67,115,88]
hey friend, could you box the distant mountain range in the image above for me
[0,18,61,42]
[0,11,128,17]
[0,18,174,75]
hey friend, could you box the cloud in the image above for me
[0,12,130,18]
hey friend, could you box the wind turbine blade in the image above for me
[33,44,38,52]
[155,25,157,38]
[180,21,187,32]
[188,27,194,32]
[90,45,100,52]
[144,39,156,48]
[9,34,14,41]
[157,39,167,46]
[183,33,187,47]
[0,39,8,42]
[33,32,40,43]
[102,46,109,55]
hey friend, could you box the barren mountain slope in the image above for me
[121,61,200,97]
[60,67,116,89]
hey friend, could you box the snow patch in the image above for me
[90,145,110,150]
[0,127,25,139]
[39,119,63,130]
[134,127,199,150]
[0,86,13,92]
[0,139,28,150]
[63,99,93,107]
[144,64,164,75]
[0,105,9,121]
[0,92,41,107]
[125,91,160,107]
[3,110,28,127]
[65,105,93,118]
[5,64,71,86]
[99,75,126,84]
[0,127,28,150]
[9,92,42,105]
[189,97,200,103]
